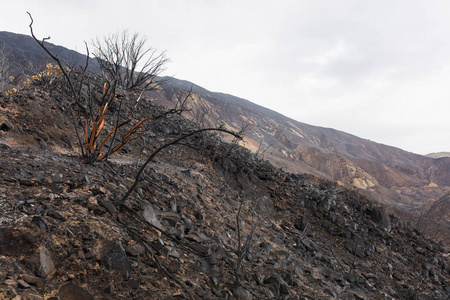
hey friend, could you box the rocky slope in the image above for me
[0,78,449,299]
[1,31,449,243]
[155,77,450,201]
[151,77,450,242]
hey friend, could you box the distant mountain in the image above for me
[0,31,97,76]
[426,152,450,159]
[2,31,449,241]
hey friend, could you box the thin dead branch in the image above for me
[117,127,242,206]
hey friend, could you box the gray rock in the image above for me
[324,287,337,298]
[171,197,177,212]
[159,211,180,227]
[263,275,280,287]
[209,255,219,265]
[57,283,95,300]
[294,263,305,276]
[37,137,47,149]
[185,233,206,243]
[279,281,291,295]
[368,206,391,231]
[21,273,44,287]
[166,228,184,240]
[98,240,132,278]
[169,248,180,259]
[235,286,253,300]
[181,215,193,232]
[253,272,264,285]
[349,288,368,300]
[417,238,433,250]
[97,198,117,215]
[31,216,48,229]
[161,246,180,258]
[294,216,308,231]
[126,243,146,256]
[305,200,317,210]
[4,278,17,288]
[166,228,177,236]
[143,204,162,229]
[35,246,55,279]
[259,242,271,254]
[0,143,11,150]
[150,238,165,252]
[47,208,66,221]
[17,279,31,289]
[11,261,22,274]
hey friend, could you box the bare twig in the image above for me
[27,12,86,112]
[234,189,260,285]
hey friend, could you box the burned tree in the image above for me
[92,31,168,91]
[27,13,181,163]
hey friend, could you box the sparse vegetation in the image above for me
[29,63,63,86]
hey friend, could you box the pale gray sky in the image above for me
[2,0,450,154]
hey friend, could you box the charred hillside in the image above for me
[154,76,450,197]
[150,77,450,243]
[2,31,449,244]
[0,73,449,299]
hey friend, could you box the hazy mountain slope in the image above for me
[0,31,96,76]
[427,151,450,158]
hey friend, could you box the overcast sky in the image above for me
[2,0,450,154]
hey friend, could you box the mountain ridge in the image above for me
[426,152,450,159]
[0,31,97,76]
[156,76,449,184]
